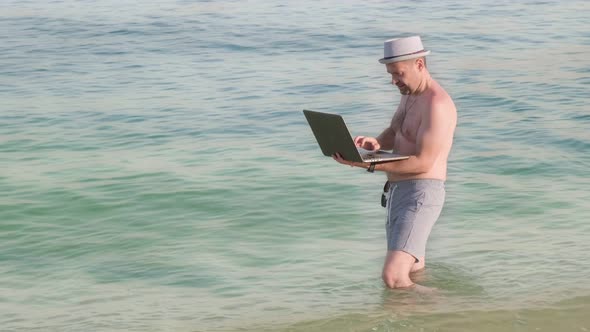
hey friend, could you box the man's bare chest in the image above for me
[399,110,422,143]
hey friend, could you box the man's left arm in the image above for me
[344,103,452,174]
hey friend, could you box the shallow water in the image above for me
[1,0,589,331]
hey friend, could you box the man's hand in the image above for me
[354,136,381,151]
[332,153,368,169]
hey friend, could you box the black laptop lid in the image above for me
[303,110,363,162]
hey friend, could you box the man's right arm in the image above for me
[354,106,400,151]
[376,104,402,150]
[376,126,395,150]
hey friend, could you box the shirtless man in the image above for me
[333,36,457,289]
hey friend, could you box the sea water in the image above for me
[1,1,589,331]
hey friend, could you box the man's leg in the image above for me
[410,256,427,284]
[381,250,416,288]
[383,180,445,288]
[411,256,425,273]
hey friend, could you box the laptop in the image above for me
[303,110,409,163]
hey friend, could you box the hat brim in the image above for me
[378,50,430,64]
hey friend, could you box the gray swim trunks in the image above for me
[385,179,446,261]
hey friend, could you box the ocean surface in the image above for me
[1,1,589,331]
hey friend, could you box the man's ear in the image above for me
[416,57,425,71]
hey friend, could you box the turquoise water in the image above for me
[1,1,589,331]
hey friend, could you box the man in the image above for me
[333,36,457,289]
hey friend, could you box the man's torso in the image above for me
[387,79,457,182]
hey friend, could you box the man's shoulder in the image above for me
[429,80,452,100]
[421,85,456,125]
[429,83,455,112]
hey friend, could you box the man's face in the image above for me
[386,60,418,95]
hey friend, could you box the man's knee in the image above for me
[382,250,417,288]
[381,271,397,288]
[382,270,413,289]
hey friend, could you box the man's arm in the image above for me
[376,104,403,150]
[376,126,395,150]
[354,124,395,151]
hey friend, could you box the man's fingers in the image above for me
[355,136,381,150]
[354,136,364,147]
[333,152,358,168]
[366,139,380,151]
[333,153,351,166]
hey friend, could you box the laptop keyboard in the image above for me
[365,154,381,161]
